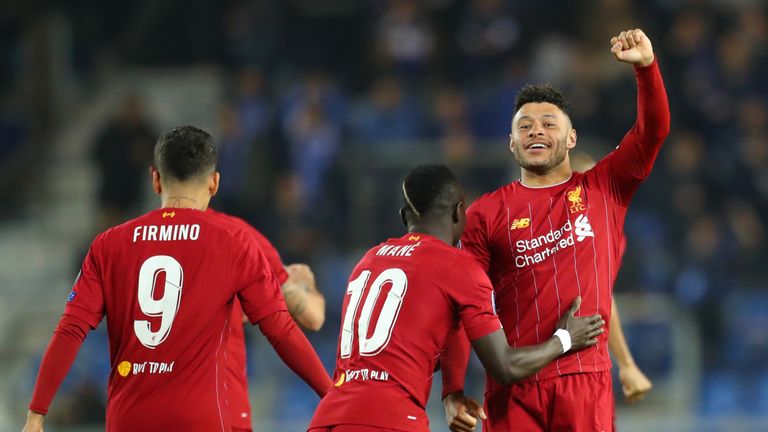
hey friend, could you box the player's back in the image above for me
[310,233,496,431]
[72,208,276,432]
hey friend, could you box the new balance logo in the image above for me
[574,214,594,241]
[510,218,531,230]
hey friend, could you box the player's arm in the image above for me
[441,327,480,432]
[611,28,669,149]
[608,298,652,403]
[598,29,670,198]
[281,263,325,331]
[256,310,332,397]
[235,238,331,397]
[23,314,92,432]
[470,297,604,385]
[443,297,604,432]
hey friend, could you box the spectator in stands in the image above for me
[91,94,155,228]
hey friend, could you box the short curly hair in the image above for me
[514,84,572,118]
[154,125,217,182]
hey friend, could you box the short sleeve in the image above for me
[232,231,288,324]
[447,258,501,341]
[63,237,106,329]
[460,201,492,272]
[248,228,289,285]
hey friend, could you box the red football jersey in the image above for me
[460,61,669,392]
[64,207,286,432]
[207,210,290,429]
[310,234,501,431]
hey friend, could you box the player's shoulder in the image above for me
[468,183,517,213]
[206,208,247,228]
[575,166,609,192]
[452,247,487,274]
[201,211,259,244]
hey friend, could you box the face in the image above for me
[509,102,576,174]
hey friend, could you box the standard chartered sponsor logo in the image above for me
[514,217,594,268]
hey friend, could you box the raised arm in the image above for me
[471,297,604,385]
[596,29,671,200]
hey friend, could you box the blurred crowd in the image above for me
[3,0,768,425]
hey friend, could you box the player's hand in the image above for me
[285,264,317,290]
[556,297,605,350]
[619,364,653,403]
[443,392,486,432]
[610,29,654,67]
[22,411,44,432]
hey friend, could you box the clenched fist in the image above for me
[610,29,654,67]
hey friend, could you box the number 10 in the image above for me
[340,268,408,358]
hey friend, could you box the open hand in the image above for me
[556,297,605,350]
[610,29,654,67]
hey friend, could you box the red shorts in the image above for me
[309,426,403,432]
[483,370,614,432]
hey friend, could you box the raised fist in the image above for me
[610,29,654,67]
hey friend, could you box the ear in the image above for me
[566,128,577,150]
[452,201,465,223]
[399,208,408,228]
[209,171,220,197]
[151,166,162,195]
[509,133,516,154]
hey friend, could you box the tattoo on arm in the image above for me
[283,281,310,318]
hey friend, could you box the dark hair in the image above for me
[402,165,460,220]
[514,84,572,118]
[154,126,217,182]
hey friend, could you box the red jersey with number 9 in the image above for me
[63,207,286,432]
[309,234,501,431]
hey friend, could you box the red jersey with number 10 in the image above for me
[310,234,501,431]
[63,208,287,432]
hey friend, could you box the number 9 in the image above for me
[134,255,184,349]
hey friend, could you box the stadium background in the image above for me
[1,0,767,430]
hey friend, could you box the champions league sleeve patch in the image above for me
[67,270,81,302]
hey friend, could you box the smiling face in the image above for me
[509,102,577,175]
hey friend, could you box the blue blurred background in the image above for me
[1,0,766,430]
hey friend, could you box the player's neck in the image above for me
[160,189,210,211]
[407,224,453,246]
[520,165,572,188]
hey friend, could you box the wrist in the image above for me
[26,410,45,423]
[442,390,464,403]
[619,359,638,369]
[635,55,655,68]
[553,329,571,353]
